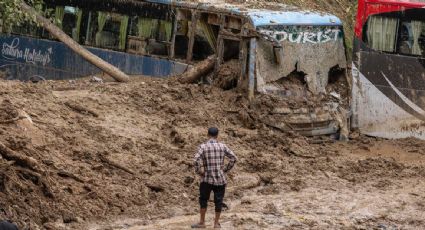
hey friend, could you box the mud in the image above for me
[92,137,425,230]
[0,77,423,229]
[252,34,350,135]
[256,30,347,95]
[214,59,240,90]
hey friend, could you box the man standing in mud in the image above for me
[192,127,237,229]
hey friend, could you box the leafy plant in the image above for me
[0,0,44,32]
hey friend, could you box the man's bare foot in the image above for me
[214,223,221,228]
[191,223,206,228]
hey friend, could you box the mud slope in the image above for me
[0,77,424,229]
[0,77,318,229]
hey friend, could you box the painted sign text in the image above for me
[2,38,52,66]
[260,27,342,44]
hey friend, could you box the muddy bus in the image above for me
[352,0,425,139]
[0,0,350,137]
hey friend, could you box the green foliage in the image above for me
[0,0,44,32]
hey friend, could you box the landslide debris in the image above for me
[0,77,424,229]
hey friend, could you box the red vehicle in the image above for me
[352,0,425,139]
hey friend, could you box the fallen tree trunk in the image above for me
[20,1,130,83]
[99,154,135,175]
[0,115,27,124]
[57,170,86,183]
[0,143,39,171]
[17,167,55,198]
[178,55,216,84]
[64,101,99,117]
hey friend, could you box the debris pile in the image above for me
[0,77,423,229]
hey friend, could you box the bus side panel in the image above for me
[0,35,187,80]
[352,50,425,139]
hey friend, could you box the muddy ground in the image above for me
[0,77,424,229]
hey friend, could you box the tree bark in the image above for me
[0,143,39,171]
[99,154,135,175]
[178,55,216,84]
[19,1,130,82]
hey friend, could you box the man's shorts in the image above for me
[199,182,226,212]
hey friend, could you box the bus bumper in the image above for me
[264,103,347,137]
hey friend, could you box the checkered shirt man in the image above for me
[194,139,237,186]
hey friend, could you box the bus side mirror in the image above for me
[274,46,284,65]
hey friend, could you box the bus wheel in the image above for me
[29,75,46,83]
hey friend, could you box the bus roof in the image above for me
[245,10,342,27]
[363,0,425,7]
[55,0,343,27]
[143,0,343,27]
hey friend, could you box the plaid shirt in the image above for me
[194,139,237,186]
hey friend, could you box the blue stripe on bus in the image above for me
[0,35,187,81]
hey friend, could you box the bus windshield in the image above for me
[256,25,346,95]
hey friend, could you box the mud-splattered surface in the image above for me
[92,139,425,230]
[0,77,424,229]
[256,35,346,94]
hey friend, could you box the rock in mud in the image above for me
[289,179,306,192]
[262,203,281,216]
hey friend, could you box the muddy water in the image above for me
[89,178,425,229]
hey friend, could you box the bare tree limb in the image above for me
[178,55,216,84]
[99,154,134,175]
[0,143,39,171]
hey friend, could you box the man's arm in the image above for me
[223,145,237,173]
[194,146,204,175]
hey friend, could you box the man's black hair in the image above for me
[0,221,18,230]
[208,127,219,137]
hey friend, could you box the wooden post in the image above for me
[169,16,178,59]
[248,38,256,101]
[20,1,130,82]
[215,35,224,73]
[186,10,198,63]
[214,15,226,74]
[239,39,248,89]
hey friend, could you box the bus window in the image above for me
[193,19,216,60]
[62,6,83,42]
[174,9,191,60]
[256,25,346,94]
[149,19,172,56]
[11,22,40,38]
[174,19,189,59]
[173,11,217,61]
[127,17,148,55]
[127,17,171,56]
[365,16,399,53]
[364,10,425,57]
[85,11,129,51]
[397,20,425,56]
